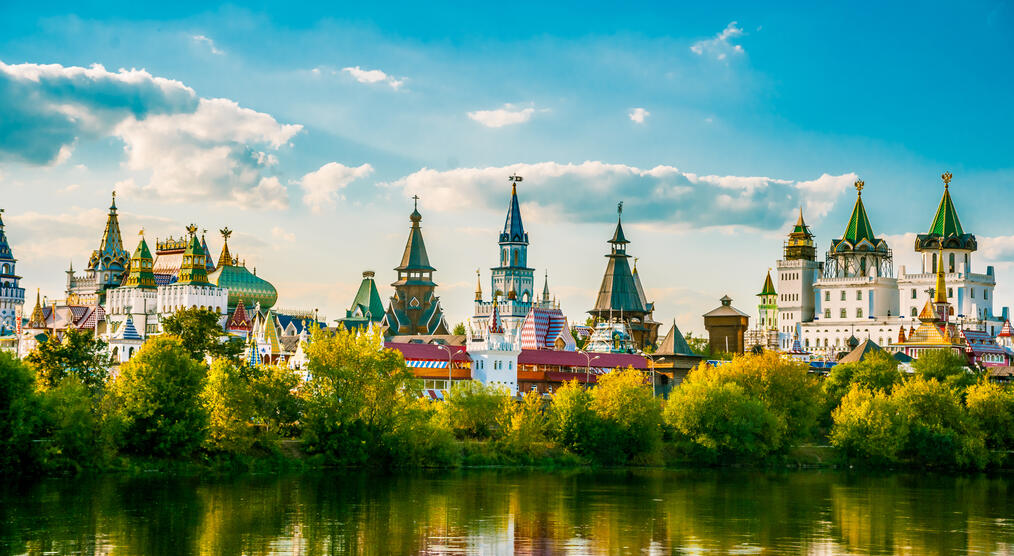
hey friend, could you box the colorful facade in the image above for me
[383,199,449,336]
[0,209,25,338]
[66,192,129,305]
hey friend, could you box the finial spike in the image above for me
[854,179,864,195]
[617,201,623,215]
[942,171,953,188]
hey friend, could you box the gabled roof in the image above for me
[346,271,385,322]
[759,270,776,296]
[656,321,696,357]
[928,178,964,237]
[838,338,882,364]
[227,300,252,331]
[113,316,143,341]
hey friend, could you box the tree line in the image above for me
[2,308,1013,475]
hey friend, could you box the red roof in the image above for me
[518,349,647,369]
[385,342,471,362]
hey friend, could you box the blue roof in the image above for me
[119,317,142,340]
[499,184,528,244]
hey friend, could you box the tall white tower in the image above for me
[775,209,821,350]
[0,210,26,336]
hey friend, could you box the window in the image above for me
[932,253,937,273]
[825,291,830,302]
[825,309,831,319]
[856,308,863,318]
[985,290,989,300]
[971,288,976,299]
[840,291,847,301]
[840,309,847,318]
[911,307,918,317]
[860,258,867,275]
[949,253,955,273]
[912,289,917,299]
[856,290,863,301]
[948,288,953,298]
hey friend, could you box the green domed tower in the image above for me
[207,227,278,310]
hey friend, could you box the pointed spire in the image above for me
[542,270,550,303]
[897,326,907,343]
[759,269,776,296]
[28,289,46,328]
[201,229,216,273]
[396,198,435,274]
[841,179,878,245]
[218,227,233,268]
[610,201,629,246]
[500,174,528,244]
[88,190,129,273]
[935,245,948,305]
[0,208,13,263]
[475,269,483,301]
[488,298,504,334]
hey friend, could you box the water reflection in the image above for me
[2,469,1012,555]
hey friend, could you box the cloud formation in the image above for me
[628,107,650,124]
[340,66,404,90]
[690,22,745,61]
[191,34,224,55]
[381,161,855,231]
[0,60,302,208]
[300,161,375,212]
[467,103,537,128]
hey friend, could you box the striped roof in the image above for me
[519,308,567,350]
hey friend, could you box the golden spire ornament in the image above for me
[854,179,864,195]
[942,171,953,189]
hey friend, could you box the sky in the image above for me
[2,1,1014,335]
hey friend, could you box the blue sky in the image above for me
[2,1,1013,333]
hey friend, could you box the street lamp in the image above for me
[437,344,459,395]
[643,353,659,397]
[581,352,600,387]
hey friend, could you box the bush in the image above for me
[589,368,662,464]
[499,391,549,458]
[25,327,111,392]
[203,359,256,454]
[439,381,512,440]
[823,351,903,407]
[665,380,780,463]
[105,336,209,459]
[248,364,302,437]
[830,386,908,465]
[549,380,596,454]
[39,376,108,472]
[912,349,978,390]
[893,378,987,469]
[965,381,1014,454]
[381,398,460,468]
[0,352,42,473]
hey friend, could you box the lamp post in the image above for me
[581,352,600,388]
[437,345,459,395]
[644,353,659,397]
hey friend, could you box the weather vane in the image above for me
[942,171,953,188]
[854,179,864,195]
[509,173,523,183]
[617,201,623,215]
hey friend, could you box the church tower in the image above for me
[490,174,534,311]
[0,209,25,335]
[106,233,158,345]
[383,198,449,336]
[775,209,821,350]
[67,192,130,304]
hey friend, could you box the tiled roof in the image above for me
[385,342,470,362]
[518,349,647,370]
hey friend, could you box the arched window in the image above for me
[825,309,831,319]
[932,253,937,273]
[949,253,955,273]
[911,307,918,317]
[513,250,518,266]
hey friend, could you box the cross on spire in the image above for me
[412,194,420,210]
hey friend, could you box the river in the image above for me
[2,469,1013,554]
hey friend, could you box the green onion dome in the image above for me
[208,262,277,310]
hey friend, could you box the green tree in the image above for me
[912,349,978,390]
[822,351,904,423]
[160,307,240,361]
[105,336,209,458]
[0,352,42,473]
[893,378,987,469]
[382,398,460,468]
[301,327,418,465]
[203,359,256,454]
[500,390,548,456]
[39,375,107,472]
[965,381,1014,455]
[549,380,597,453]
[248,364,302,437]
[665,380,780,463]
[452,322,466,335]
[589,368,663,464]
[830,386,909,465]
[25,327,111,392]
[439,380,512,440]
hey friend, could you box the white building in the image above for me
[467,301,522,394]
[0,210,26,338]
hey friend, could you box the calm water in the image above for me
[2,469,1013,555]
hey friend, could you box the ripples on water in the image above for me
[1,469,1012,555]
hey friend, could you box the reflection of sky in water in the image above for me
[2,469,1013,555]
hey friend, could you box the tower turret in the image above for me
[124,233,157,289]
[382,197,449,335]
[178,224,211,285]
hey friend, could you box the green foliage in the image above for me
[822,351,904,425]
[549,380,597,453]
[683,332,733,361]
[382,398,460,468]
[439,380,512,440]
[248,364,302,436]
[499,391,548,456]
[25,327,111,392]
[39,376,108,472]
[965,381,1014,454]
[203,359,256,454]
[105,336,209,459]
[301,327,418,465]
[665,380,780,463]
[912,349,978,390]
[589,368,663,464]
[452,322,466,336]
[830,386,909,465]
[0,352,42,473]
[893,378,987,469]
[160,307,240,361]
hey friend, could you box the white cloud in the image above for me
[300,161,375,212]
[59,183,80,193]
[628,107,650,124]
[271,226,296,242]
[467,103,537,128]
[690,21,745,61]
[340,66,405,90]
[380,161,854,230]
[0,61,303,209]
[191,34,224,55]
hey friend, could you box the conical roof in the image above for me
[657,320,695,356]
[396,201,435,272]
[791,208,813,238]
[178,225,211,285]
[841,181,878,245]
[201,233,216,273]
[928,174,964,237]
[347,271,385,322]
[0,209,14,263]
[500,180,527,244]
[759,270,776,296]
[28,289,46,328]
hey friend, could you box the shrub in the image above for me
[965,381,1014,454]
[39,376,108,472]
[549,380,596,454]
[382,398,460,468]
[0,352,42,473]
[25,327,111,393]
[589,368,662,464]
[893,378,987,469]
[830,386,908,465]
[203,359,256,454]
[912,349,978,390]
[439,381,512,440]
